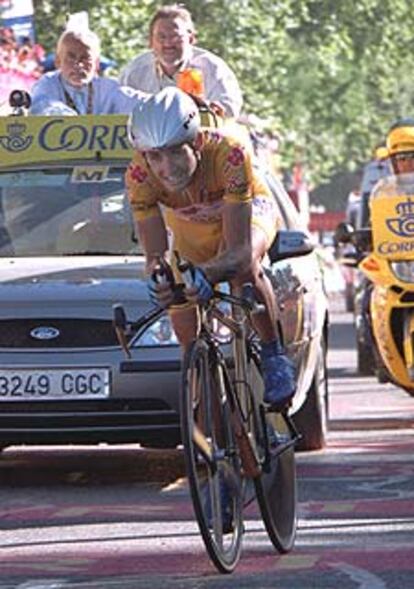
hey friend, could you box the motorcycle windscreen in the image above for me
[369,173,414,260]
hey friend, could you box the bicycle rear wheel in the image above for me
[248,346,297,552]
[181,338,244,573]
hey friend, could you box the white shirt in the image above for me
[118,46,243,118]
[30,71,146,115]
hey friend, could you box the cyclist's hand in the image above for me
[148,278,175,308]
[184,267,214,304]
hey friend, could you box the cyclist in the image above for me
[125,86,295,412]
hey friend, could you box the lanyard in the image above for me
[61,78,94,114]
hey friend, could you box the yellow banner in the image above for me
[0,114,132,167]
[370,194,414,259]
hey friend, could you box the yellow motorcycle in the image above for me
[336,172,414,394]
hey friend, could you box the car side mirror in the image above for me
[334,222,354,245]
[268,230,314,263]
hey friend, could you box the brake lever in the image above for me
[241,283,265,315]
[152,255,175,287]
[113,303,131,359]
[174,250,195,288]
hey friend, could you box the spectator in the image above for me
[16,36,45,78]
[30,28,146,115]
[0,27,17,70]
[119,4,242,118]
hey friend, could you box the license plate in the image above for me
[0,368,111,400]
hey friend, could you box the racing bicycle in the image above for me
[113,256,299,573]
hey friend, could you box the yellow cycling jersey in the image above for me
[125,128,279,264]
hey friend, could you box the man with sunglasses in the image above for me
[387,118,414,177]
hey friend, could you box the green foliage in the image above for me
[32,0,414,201]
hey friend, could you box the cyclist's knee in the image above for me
[169,305,198,349]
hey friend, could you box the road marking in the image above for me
[275,554,320,570]
[349,475,414,499]
[16,580,67,589]
[332,562,387,589]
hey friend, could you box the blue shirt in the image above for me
[30,71,146,115]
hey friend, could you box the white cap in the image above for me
[66,11,89,32]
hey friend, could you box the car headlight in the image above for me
[390,260,414,283]
[132,315,179,347]
[131,305,233,348]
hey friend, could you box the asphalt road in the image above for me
[1,303,414,588]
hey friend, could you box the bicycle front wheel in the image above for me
[248,347,297,553]
[181,338,244,573]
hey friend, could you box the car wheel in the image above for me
[357,339,375,375]
[293,339,328,451]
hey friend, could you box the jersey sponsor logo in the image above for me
[173,200,223,223]
[227,146,245,166]
[129,163,148,183]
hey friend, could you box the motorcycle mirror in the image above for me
[334,222,354,245]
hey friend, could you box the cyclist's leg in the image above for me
[247,341,298,553]
[169,304,198,349]
[232,223,296,411]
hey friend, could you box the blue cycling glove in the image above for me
[147,277,163,307]
[188,267,214,303]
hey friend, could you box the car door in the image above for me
[265,174,321,365]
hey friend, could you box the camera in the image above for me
[9,89,31,111]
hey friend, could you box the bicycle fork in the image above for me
[230,305,262,479]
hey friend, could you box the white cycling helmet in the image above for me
[127,87,201,151]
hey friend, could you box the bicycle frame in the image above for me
[199,286,284,479]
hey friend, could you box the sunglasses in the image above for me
[392,152,414,162]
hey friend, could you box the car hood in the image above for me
[0,256,150,317]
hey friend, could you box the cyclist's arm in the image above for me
[125,159,168,274]
[201,200,252,284]
[136,215,169,275]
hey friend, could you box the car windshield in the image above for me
[0,165,142,257]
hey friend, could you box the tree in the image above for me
[32,0,414,206]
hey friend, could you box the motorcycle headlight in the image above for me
[390,260,414,283]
